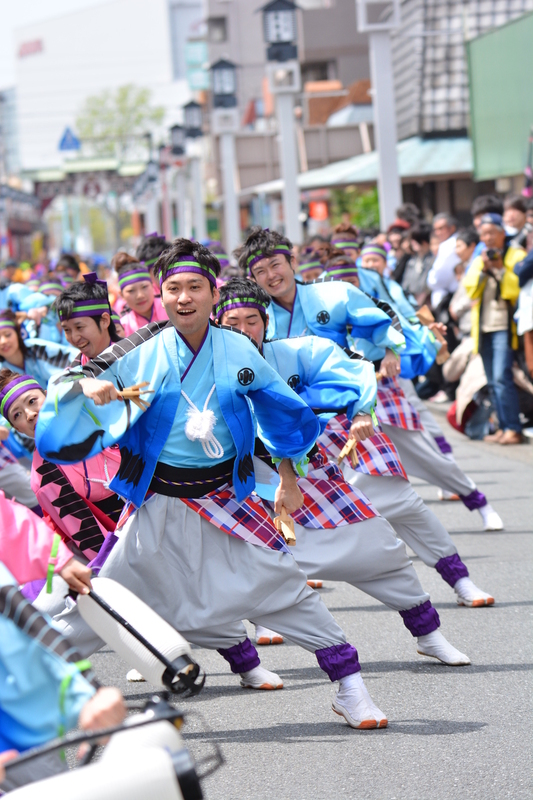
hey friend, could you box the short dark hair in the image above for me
[456,227,480,247]
[217,277,271,328]
[433,212,458,229]
[410,224,432,245]
[503,194,527,213]
[53,281,121,341]
[153,238,221,290]
[0,310,27,358]
[235,227,293,273]
[57,253,80,274]
[135,235,170,265]
[471,195,503,218]
[396,203,421,225]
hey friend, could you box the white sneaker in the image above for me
[437,489,460,501]
[332,672,388,729]
[126,668,146,682]
[417,630,471,665]
[240,665,283,690]
[478,504,503,531]
[255,624,284,645]
[454,576,495,607]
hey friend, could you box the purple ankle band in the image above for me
[399,600,440,637]
[218,638,260,674]
[20,579,46,602]
[435,553,469,587]
[434,435,453,454]
[315,642,361,682]
[459,488,487,511]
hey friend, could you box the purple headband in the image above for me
[0,374,43,419]
[325,262,359,279]
[297,259,322,274]
[214,295,269,323]
[161,257,217,288]
[0,319,17,332]
[118,268,152,289]
[57,272,112,321]
[330,236,359,249]
[246,245,291,274]
[361,244,387,260]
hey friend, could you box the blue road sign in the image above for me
[58,127,81,151]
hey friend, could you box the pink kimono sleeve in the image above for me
[0,490,72,584]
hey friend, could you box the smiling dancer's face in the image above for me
[220,307,267,349]
[7,388,46,438]
[162,272,220,340]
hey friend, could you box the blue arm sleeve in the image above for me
[514,249,533,287]
[0,565,95,752]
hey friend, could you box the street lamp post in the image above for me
[170,124,187,237]
[260,0,302,244]
[210,59,241,254]
[356,0,402,230]
[184,101,207,242]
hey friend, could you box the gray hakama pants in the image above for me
[339,469,457,568]
[381,423,477,498]
[54,493,350,658]
[398,377,445,440]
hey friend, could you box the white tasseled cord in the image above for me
[181,384,225,459]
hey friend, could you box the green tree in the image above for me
[75,84,165,159]
[330,186,380,229]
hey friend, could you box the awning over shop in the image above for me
[240,136,473,197]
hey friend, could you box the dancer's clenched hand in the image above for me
[79,378,122,406]
[380,349,401,377]
[275,459,304,514]
[60,558,92,594]
[349,413,374,442]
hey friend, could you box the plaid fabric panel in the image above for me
[272,449,378,528]
[117,483,290,553]
[0,443,18,470]
[375,376,422,431]
[318,414,407,480]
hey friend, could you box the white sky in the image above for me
[0,0,111,90]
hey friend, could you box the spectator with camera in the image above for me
[463,213,526,444]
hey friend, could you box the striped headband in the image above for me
[331,237,360,249]
[0,375,43,419]
[141,257,159,268]
[297,259,322,274]
[118,268,152,289]
[58,300,110,322]
[0,319,17,331]
[246,245,291,273]
[325,262,359,279]
[361,244,387,260]
[161,258,217,288]
[214,295,270,322]
[40,281,63,294]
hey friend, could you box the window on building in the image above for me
[207,17,228,43]
[301,61,336,83]
[169,1,204,80]
[298,0,335,8]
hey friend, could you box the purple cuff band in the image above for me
[434,435,453,454]
[218,638,261,674]
[399,600,440,637]
[315,642,361,682]
[20,579,46,602]
[88,532,118,575]
[459,488,487,511]
[435,554,469,587]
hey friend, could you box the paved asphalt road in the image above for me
[90,412,532,800]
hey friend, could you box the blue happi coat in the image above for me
[36,322,320,506]
[357,268,441,378]
[262,334,377,433]
[1,338,78,389]
[266,279,405,362]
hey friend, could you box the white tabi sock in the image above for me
[478,503,503,531]
[454,576,495,607]
[239,665,283,690]
[417,630,471,665]
[332,672,388,729]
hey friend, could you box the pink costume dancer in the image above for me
[115,261,168,336]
